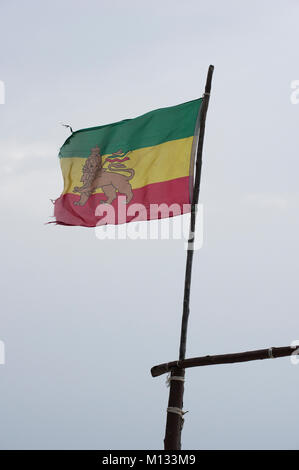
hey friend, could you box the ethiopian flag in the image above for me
[54,98,202,227]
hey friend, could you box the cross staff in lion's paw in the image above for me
[73,146,135,206]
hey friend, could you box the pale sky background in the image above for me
[0,0,299,450]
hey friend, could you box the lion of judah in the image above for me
[73,146,135,206]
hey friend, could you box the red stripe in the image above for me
[54,176,191,227]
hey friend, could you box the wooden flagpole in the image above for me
[163,65,214,450]
[152,345,299,377]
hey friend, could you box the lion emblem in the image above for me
[73,146,135,206]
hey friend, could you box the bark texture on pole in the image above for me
[164,367,185,450]
[164,65,214,450]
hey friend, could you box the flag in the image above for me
[53,98,202,227]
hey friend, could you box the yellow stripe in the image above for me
[60,136,193,194]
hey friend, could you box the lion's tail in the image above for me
[107,162,135,180]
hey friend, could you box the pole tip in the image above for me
[205,65,214,94]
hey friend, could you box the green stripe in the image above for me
[59,98,202,159]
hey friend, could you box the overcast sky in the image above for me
[0,0,299,450]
